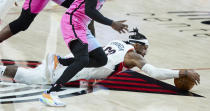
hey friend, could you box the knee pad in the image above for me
[9,9,37,34]
[89,47,108,66]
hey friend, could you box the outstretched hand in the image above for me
[179,69,200,85]
[185,69,200,85]
[111,20,128,34]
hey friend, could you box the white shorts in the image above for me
[86,29,100,52]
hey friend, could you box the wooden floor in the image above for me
[0,0,210,110]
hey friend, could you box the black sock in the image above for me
[47,84,62,93]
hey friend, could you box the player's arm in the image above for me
[124,51,146,69]
[124,51,200,84]
[141,63,200,85]
[85,0,113,26]
[85,0,128,33]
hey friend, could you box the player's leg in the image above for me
[15,63,49,84]
[0,0,50,43]
[58,30,107,67]
[0,63,49,84]
[40,39,89,107]
[40,11,108,106]
[0,9,37,43]
[40,13,90,106]
[0,0,16,42]
[0,65,17,82]
[45,30,107,84]
[85,30,107,67]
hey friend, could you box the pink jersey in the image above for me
[66,0,105,27]
[22,0,65,14]
[61,0,106,45]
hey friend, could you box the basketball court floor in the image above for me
[0,0,210,110]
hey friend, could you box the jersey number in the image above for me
[104,47,116,55]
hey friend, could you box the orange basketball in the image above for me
[174,76,195,91]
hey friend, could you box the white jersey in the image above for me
[54,40,134,83]
[13,40,134,84]
[103,40,134,70]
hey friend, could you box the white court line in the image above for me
[0,82,27,86]
[0,82,27,92]
[0,89,45,97]
[0,88,86,102]
[0,85,27,92]
[0,83,27,92]
[44,13,59,58]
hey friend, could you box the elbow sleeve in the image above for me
[141,64,179,80]
[85,0,112,26]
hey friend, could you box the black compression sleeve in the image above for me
[85,0,113,26]
[61,0,74,8]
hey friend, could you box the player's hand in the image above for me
[184,69,200,85]
[111,20,128,34]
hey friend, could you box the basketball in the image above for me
[174,76,195,91]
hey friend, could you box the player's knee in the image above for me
[69,40,89,67]
[81,56,89,67]
[10,16,34,34]
[76,55,89,67]
[97,54,108,66]
[9,9,37,34]
[89,47,108,67]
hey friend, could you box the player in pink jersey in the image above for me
[40,0,128,106]
[0,0,74,43]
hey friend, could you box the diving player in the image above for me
[0,28,200,90]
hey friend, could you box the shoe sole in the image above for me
[39,96,65,107]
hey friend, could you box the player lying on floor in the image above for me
[0,28,200,85]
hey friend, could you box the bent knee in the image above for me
[76,56,89,67]
[9,9,37,34]
[98,54,108,66]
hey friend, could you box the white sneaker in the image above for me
[47,53,59,75]
[45,53,61,83]
[39,91,66,107]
